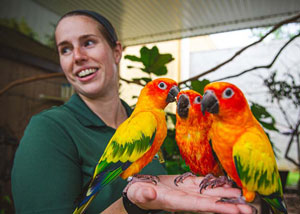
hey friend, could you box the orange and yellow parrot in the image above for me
[73,78,179,214]
[201,82,287,214]
[174,90,228,189]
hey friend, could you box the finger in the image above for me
[126,182,157,204]
[237,204,255,214]
[165,193,251,214]
[171,176,240,197]
[201,186,242,198]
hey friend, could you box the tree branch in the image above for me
[178,12,300,86]
[284,117,300,167]
[0,72,65,96]
[212,32,300,81]
[0,72,145,96]
[119,77,145,86]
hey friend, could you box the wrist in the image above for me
[122,192,162,214]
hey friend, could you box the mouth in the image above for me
[201,90,219,115]
[166,86,180,103]
[177,94,190,118]
[76,68,98,78]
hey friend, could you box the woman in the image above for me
[11,10,252,214]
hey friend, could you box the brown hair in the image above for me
[56,10,118,49]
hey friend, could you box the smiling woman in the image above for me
[11,9,253,214]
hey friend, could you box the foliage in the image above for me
[44,23,57,49]
[264,70,300,107]
[0,18,39,41]
[263,70,300,166]
[0,195,12,214]
[251,23,300,40]
[125,46,174,82]
[0,17,57,50]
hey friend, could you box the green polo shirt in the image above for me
[11,93,167,214]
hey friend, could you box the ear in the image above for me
[113,41,123,64]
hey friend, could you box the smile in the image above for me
[77,68,98,77]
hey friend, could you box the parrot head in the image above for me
[137,78,179,109]
[176,90,202,118]
[201,82,249,118]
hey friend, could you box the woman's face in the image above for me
[55,15,122,99]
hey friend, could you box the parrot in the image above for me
[201,81,287,214]
[174,90,227,189]
[73,78,179,214]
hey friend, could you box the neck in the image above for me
[79,93,128,129]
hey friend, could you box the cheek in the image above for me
[60,56,72,74]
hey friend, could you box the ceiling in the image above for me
[34,0,300,46]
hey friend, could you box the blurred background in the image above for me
[0,0,299,213]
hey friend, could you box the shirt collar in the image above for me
[64,93,133,127]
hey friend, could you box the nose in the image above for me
[73,47,87,64]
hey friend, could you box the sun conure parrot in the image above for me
[174,90,228,190]
[201,82,287,214]
[73,78,179,214]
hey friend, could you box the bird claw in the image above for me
[174,172,196,186]
[123,174,160,194]
[199,174,232,193]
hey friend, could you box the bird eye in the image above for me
[222,88,234,99]
[194,96,201,104]
[158,82,167,90]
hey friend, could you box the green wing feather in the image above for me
[73,112,157,214]
[233,130,287,214]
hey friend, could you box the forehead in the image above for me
[55,15,101,41]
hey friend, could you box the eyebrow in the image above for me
[57,34,99,47]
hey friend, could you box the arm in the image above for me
[11,114,81,213]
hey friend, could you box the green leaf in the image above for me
[150,66,168,76]
[149,53,174,75]
[140,77,152,84]
[190,79,210,94]
[167,112,176,125]
[250,102,278,131]
[124,55,141,62]
[140,46,159,68]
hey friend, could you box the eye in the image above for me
[59,46,71,55]
[222,88,234,99]
[194,96,201,104]
[84,40,95,47]
[158,82,167,90]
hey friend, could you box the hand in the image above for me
[126,174,253,214]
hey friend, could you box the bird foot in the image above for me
[217,197,257,214]
[174,172,197,186]
[199,174,233,193]
[123,174,160,194]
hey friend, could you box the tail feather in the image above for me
[262,194,287,214]
[73,160,131,214]
[73,195,96,214]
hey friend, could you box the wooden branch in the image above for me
[119,77,145,86]
[0,72,146,96]
[0,72,65,96]
[284,118,300,167]
[178,12,300,86]
[212,32,300,81]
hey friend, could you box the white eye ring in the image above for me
[158,82,167,90]
[222,88,234,99]
[194,96,201,104]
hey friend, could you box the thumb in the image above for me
[127,182,157,204]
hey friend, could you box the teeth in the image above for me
[78,68,97,77]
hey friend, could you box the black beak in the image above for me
[177,94,190,118]
[166,86,180,103]
[201,90,219,115]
